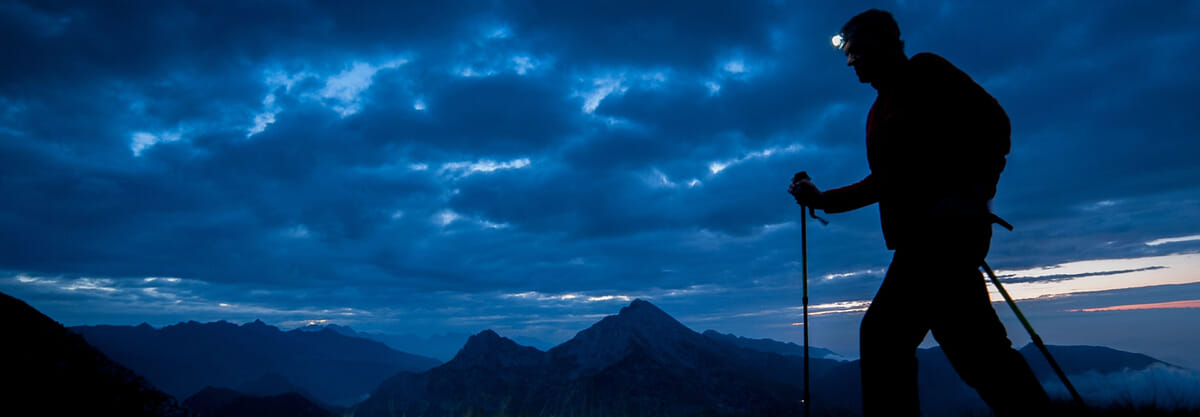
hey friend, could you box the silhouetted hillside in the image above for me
[235,372,322,405]
[73,318,441,405]
[702,329,839,359]
[0,291,188,417]
[302,323,566,361]
[183,386,332,417]
[1022,344,1167,379]
[299,324,475,362]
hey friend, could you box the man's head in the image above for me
[834,9,907,85]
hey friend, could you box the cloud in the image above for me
[439,157,531,178]
[1067,299,1200,313]
[1045,365,1200,410]
[130,131,182,156]
[997,266,1167,285]
[578,75,628,114]
[1146,234,1200,247]
[316,59,407,117]
[985,254,1200,302]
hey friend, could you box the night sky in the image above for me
[3,1,1199,370]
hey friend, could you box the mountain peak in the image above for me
[610,299,686,332]
[619,298,659,314]
[447,330,545,370]
[455,330,512,357]
[241,319,282,333]
[548,299,701,374]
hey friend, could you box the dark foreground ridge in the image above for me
[0,291,188,417]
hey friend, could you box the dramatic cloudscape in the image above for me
[3,1,1199,369]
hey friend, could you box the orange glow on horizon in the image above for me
[1068,299,1200,312]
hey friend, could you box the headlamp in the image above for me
[831,33,846,51]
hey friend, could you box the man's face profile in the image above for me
[842,38,881,84]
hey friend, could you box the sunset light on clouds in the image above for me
[986,253,1200,302]
[1068,299,1200,313]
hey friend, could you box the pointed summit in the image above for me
[447,330,545,370]
[549,299,702,374]
[615,299,674,322]
[602,299,692,336]
[241,319,279,333]
[458,329,505,352]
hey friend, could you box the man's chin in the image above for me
[854,70,872,83]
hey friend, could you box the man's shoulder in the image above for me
[910,52,963,76]
[910,52,951,65]
[908,52,981,92]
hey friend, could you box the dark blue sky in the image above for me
[3,1,1199,368]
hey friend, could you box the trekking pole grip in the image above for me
[792,171,829,225]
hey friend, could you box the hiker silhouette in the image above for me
[789,9,1052,417]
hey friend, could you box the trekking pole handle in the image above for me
[792,171,830,225]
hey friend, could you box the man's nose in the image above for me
[846,55,857,66]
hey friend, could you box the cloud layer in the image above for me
[2,1,1199,364]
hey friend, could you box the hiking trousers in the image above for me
[859,246,1051,417]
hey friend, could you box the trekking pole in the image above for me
[801,199,810,417]
[981,261,1086,408]
[793,172,828,417]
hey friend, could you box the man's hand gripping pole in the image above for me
[792,171,829,225]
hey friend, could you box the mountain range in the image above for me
[2,289,1182,417]
[353,300,845,417]
[350,299,1179,417]
[72,318,442,405]
[300,323,556,361]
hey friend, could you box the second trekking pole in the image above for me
[981,261,1086,409]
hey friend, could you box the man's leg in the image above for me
[860,251,930,417]
[930,260,1051,417]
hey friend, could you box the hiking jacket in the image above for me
[822,53,1010,250]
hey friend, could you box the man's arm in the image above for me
[821,173,880,213]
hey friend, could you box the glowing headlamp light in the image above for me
[831,33,847,51]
